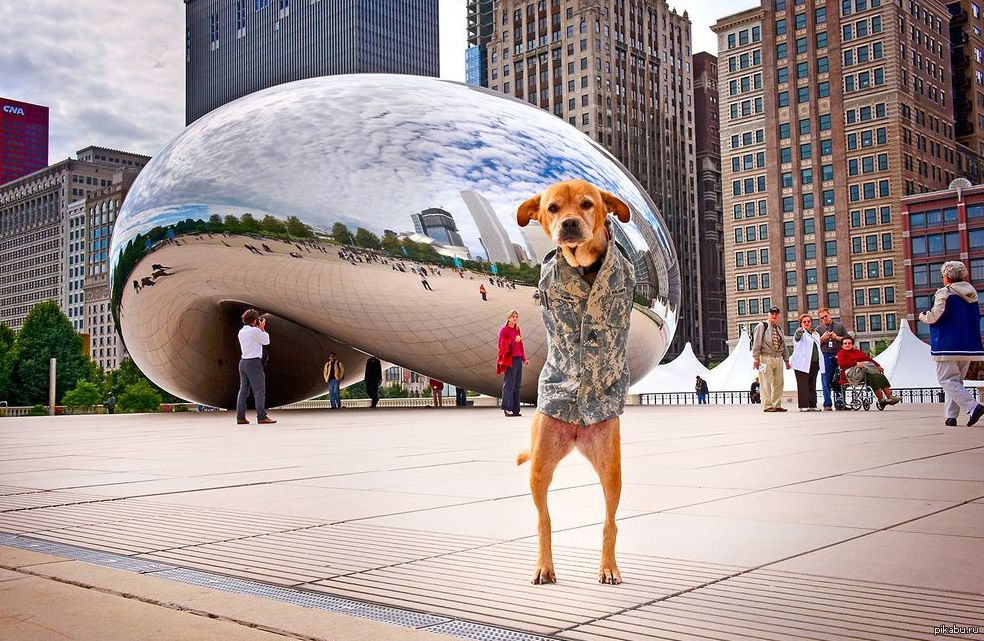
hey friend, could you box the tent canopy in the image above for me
[629,342,710,393]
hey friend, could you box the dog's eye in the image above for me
[581,200,593,209]
[547,203,559,213]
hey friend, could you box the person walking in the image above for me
[816,308,848,411]
[479,284,487,301]
[919,260,984,426]
[323,353,345,409]
[695,376,709,404]
[429,378,445,407]
[364,355,382,408]
[419,271,433,291]
[752,306,791,412]
[236,309,276,425]
[496,309,530,417]
[791,313,825,412]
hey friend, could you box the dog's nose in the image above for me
[561,218,581,230]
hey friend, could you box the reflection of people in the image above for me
[419,272,433,291]
[919,260,984,426]
[323,353,345,409]
[365,356,382,408]
[479,284,487,301]
[237,309,275,425]
[695,376,708,404]
[749,377,761,404]
[792,314,824,412]
[837,337,900,410]
[497,309,530,417]
[752,306,791,413]
[816,308,847,411]
[429,378,444,407]
[104,392,116,415]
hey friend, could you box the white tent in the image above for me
[705,329,757,392]
[630,342,710,393]
[873,322,940,388]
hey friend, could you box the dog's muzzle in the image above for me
[557,218,587,243]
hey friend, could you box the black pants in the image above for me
[366,379,379,407]
[795,360,820,409]
[501,357,523,413]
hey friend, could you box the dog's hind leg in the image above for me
[527,411,575,584]
[576,417,623,584]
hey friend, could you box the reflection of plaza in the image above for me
[118,228,664,408]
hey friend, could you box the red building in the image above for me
[901,182,984,341]
[0,97,49,185]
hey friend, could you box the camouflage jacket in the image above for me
[537,235,635,425]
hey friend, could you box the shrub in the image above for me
[27,404,47,416]
[61,380,103,413]
[118,380,163,413]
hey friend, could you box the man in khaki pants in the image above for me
[752,306,791,412]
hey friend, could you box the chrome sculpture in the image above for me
[111,75,680,408]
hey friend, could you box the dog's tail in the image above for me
[516,450,531,466]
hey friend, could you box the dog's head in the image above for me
[517,180,630,268]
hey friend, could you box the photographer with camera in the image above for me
[236,308,276,425]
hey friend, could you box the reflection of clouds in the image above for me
[115,74,678,310]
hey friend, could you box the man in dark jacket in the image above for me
[919,261,984,427]
[365,356,383,407]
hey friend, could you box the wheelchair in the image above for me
[832,365,884,411]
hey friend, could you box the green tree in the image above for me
[0,322,15,403]
[239,213,261,234]
[354,227,381,249]
[261,215,287,236]
[62,380,103,413]
[208,213,223,231]
[223,215,241,234]
[381,233,402,255]
[379,383,410,398]
[6,302,89,405]
[340,380,367,399]
[332,222,354,245]
[106,357,178,402]
[286,216,314,238]
[118,380,162,413]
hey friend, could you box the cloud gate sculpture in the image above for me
[111,75,680,408]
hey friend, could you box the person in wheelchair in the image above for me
[836,336,901,410]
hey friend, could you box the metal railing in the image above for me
[639,387,968,406]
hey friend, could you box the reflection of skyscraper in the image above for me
[460,190,517,265]
[520,221,556,264]
[411,208,464,247]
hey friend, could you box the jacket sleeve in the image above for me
[338,362,345,380]
[919,287,950,325]
[751,323,763,360]
[497,327,512,359]
[323,362,329,382]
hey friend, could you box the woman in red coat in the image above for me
[497,309,530,417]
[836,336,900,409]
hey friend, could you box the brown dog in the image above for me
[515,179,633,585]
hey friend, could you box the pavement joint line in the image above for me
[553,495,984,634]
[0,534,556,641]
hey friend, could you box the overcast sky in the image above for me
[0,0,755,163]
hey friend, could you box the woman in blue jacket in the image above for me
[919,261,984,427]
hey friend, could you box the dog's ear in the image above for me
[601,190,631,223]
[517,193,542,227]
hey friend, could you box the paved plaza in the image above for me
[1,404,982,640]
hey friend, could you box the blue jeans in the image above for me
[697,393,707,404]
[821,352,837,407]
[328,379,341,408]
[501,357,523,413]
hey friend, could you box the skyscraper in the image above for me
[461,190,518,265]
[466,0,494,86]
[714,0,967,353]
[478,0,700,357]
[185,0,440,124]
[692,52,728,361]
[0,97,48,185]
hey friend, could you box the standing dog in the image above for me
[515,179,634,585]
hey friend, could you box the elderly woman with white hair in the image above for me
[919,260,984,427]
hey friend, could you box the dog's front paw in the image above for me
[531,565,557,584]
[599,566,622,585]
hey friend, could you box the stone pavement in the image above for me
[0,404,982,640]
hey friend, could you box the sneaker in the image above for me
[809,407,822,412]
[258,417,277,424]
[968,404,984,427]
[887,396,902,405]
[799,408,808,412]
[236,419,249,425]
[945,418,957,427]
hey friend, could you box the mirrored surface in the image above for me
[111,74,680,408]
